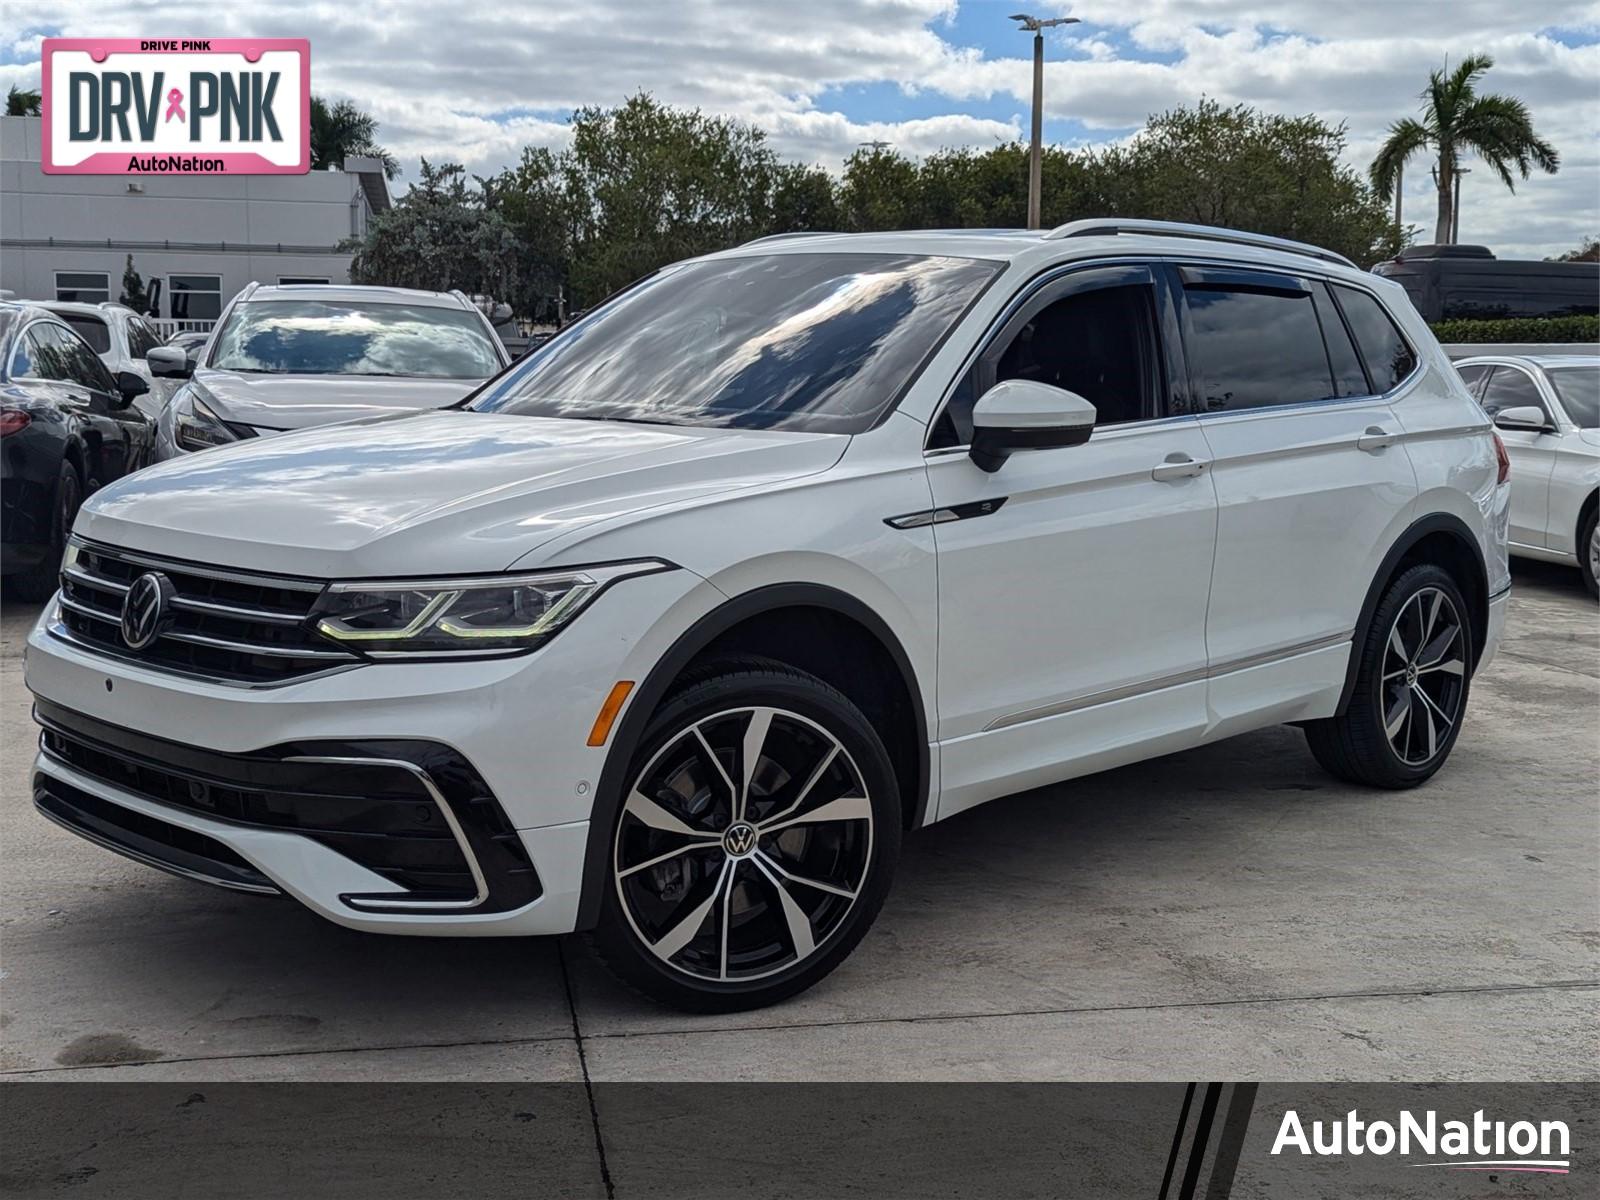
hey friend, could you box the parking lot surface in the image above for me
[2,560,1596,1084]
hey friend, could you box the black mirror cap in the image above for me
[969,421,1093,473]
[115,370,150,405]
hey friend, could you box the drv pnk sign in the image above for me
[41,39,309,175]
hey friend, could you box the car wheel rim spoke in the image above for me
[1381,586,1465,766]
[615,705,874,983]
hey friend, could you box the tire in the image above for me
[1580,506,1598,600]
[1304,564,1474,789]
[9,460,81,602]
[588,656,902,1012]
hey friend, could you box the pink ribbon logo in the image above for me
[164,88,185,123]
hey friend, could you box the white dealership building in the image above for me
[0,115,390,332]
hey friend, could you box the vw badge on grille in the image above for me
[120,572,173,649]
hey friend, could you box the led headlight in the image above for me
[162,383,239,453]
[309,561,673,658]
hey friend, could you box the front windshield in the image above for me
[1547,366,1599,429]
[209,300,503,379]
[470,252,1002,434]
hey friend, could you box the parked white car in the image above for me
[39,301,178,420]
[1455,355,1599,597]
[145,283,511,459]
[26,220,1510,1011]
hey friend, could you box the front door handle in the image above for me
[1151,452,1207,482]
[1357,425,1398,452]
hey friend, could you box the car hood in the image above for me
[194,368,485,430]
[77,410,848,576]
[1577,428,1600,450]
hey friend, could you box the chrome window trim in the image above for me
[923,255,1425,456]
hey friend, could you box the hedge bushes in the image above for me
[1429,315,1599,344]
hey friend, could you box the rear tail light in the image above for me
[1492,431,1510,485]
[0,409,30,437]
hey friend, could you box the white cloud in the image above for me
[1,0,1595,254]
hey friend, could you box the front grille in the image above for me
[35,699,541,913]
[54,539,360,685]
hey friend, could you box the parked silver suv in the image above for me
[146,283,510,458]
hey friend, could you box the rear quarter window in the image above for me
[1333,285,1417,393]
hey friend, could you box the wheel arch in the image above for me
[1335,512,1491,716]
[574,582,930,931]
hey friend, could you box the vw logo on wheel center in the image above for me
[120,572,174,649]
[722,822,758,858]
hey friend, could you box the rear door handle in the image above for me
[1357,425,1398,452]
[1151,452,1207,482]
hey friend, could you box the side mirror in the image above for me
[146,345,192,379]
[1492,406,1548,433]
[114,370,150,407]
[969,379,1097,473]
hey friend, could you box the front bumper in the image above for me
[24,567,716,936]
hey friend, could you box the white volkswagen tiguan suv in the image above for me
[25,220,1511,1011]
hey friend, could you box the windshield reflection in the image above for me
[210,301,503,380]
[472,252,1000,434]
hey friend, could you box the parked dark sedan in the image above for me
[0,303,155,599]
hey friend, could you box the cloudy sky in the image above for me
[4,1,1596,256]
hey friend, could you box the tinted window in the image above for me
[1334,285,1416,392]
[59,313,111,355]
[1313,283,1369,397]
[1454,363,1492,397]
[42,324,117,393]
[931,281,1160,447]
[128,319,162,357]
[1184,287,1334,412]
[1479,367,1547,421]
[473,253,1002,434]
[1546,366,1598,429]
[211,300,504,380]
[12,330,42,379]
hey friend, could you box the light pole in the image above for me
[1010,11,1079,229]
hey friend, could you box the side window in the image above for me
[1454,363,1492,399]
[930,280,1162,447]
[1312,283,1369,397]
[1332,285,1417,392]
[127,319,158,358]
[1479,367,1548,422]
[19,328,67,380]
[1183,285,1334,412]
[44,324,117,395]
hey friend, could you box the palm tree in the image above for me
[309,97,399,179]
[6,86,41,116]
[1370,54,1558,244]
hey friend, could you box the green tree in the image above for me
[1549,237,1599,263]
[348,159,524,305]
[838,146,920,231]
[1110,99,1403,265]
[311,96,399,179]
[1369,54,1558,245]
[6,86,40,116]
[117,255,150,313]
[558,94,784,305]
